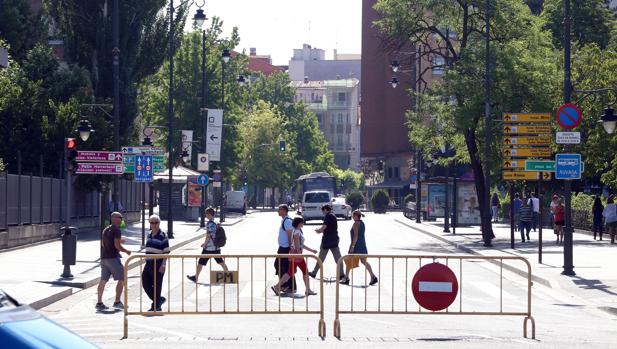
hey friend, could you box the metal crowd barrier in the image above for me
[122,254,326,339]
[333,254,535,339]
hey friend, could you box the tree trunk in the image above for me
[464,129,494,245]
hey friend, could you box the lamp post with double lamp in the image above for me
[194,2,208,228]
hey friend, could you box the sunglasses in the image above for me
[149,221,159,224]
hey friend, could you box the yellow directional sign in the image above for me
[503,136,551,146]
[503,125,552,134]
[503,160,525,169]
[503,113,551,123]
[503,171,552,181]
[503,171,540,181]
[503,147,551,158]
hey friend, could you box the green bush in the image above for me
[371,189,390,213]
[571,193,595,212]
[404,194,415,204]
[346,192,364,210]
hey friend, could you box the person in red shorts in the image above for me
[272,217,318,296]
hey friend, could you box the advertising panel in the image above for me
[456,182,481,225]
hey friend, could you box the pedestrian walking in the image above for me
[550,195,560,227]
[513,193,522,232]
[271,217,318,297]
[340,210,378,286]
[96,212,131,312]
[603,196,617,244]
[308,204,345,281]
[528,193,540,232]
[272,204,297,292]
[491,193,500,222]
[142,214,169,312]
[592,196,604,240]
[186,207,229,283]
[553,199,565,244]
[519,200,533,243]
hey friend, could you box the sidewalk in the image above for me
[395,216,617,316]
[0,213,245,309]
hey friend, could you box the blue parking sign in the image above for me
[135,155,153,182]
[555,153,582,180]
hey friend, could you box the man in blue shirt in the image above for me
[275,204,295,292]
[513,193,522,232]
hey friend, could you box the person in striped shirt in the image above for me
[519,200,533,243]
[142,214,170,311]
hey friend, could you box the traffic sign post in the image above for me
[134,155,153,182]
[525,160,555,172]
[197,174,209,186]
[503,125,551,134]
[76,151,123,163]
[503,148,551,158]
[206,109,223,162]
[503,136,551,146]
[556,103,582,130]
[76,163,124,175]
[412,263,458,311]
[556,132,581,144]
[503,113,551,123]
[123,154,164,174]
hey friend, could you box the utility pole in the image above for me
[219,55,226,223]
[112,0,120,213]
[200,28,208,228]
[562,0,575,276]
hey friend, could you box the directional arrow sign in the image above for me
[503,160,525,169]
[503,125,552,134]
[76,151,123,163]
[209,134,219,141]
[503,171,540,181]
[525,160,555,172]
[503,113,551,123]
[76,163,124,175]
[503,136,551,146]
[123,154,164,174]
[503,147,551,158]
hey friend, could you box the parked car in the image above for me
[301,190,332,221]
[332,197,352,220]
[0,290,98,348]
[225,190,247,215]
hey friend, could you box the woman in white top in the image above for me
[602,195,617,244]
[272,217,318,296]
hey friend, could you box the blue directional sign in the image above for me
[555,153,582,180]
[134,155,153,182]
[197,174,209,186]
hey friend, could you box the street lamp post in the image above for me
[112,0,120,214]
[166,0,177,239]
[195,3,208,228]
[219,48,230,222]
[483,0,493,247]
[562,0,574,275]
[441,144,451,233]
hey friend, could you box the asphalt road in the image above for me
[40,212,617,348]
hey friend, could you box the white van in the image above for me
[225,191,247,215]
[301,191,332,221]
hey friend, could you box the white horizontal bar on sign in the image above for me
[419,281,453,293]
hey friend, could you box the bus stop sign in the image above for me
[412,262,458,311]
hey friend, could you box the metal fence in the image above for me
[0,172,142,231]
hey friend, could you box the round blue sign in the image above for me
[197,175,209,186]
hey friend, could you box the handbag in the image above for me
[344,256,360,269]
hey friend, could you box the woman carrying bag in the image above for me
[340,210,378,286]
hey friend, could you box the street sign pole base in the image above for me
[61,265,74,279]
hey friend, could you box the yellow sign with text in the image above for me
[503,147,551,158]
[503,113,551,123]
[503,171,551,181]
[210,271,239,284]
[503,136,551,146]
[503,125,552,134]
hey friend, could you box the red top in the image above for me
[554,205,565,222]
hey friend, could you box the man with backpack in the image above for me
[275,204,296,292]
[187,207,228,283]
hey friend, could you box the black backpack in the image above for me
[214,224,227,248]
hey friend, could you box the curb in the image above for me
[394,218,553,288]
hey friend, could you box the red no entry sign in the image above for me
[412,262,458,311]
[556,103,582,130]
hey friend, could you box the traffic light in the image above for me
[279,140,286,152]
[65,138,78,174]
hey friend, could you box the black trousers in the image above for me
[275,246,296,291]
[142,263,165,305]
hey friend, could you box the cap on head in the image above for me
[278,204,289,213]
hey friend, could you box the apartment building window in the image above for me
[316,113,322,123]
[338,92,346,102]
[433,56,445,75]
[387,167,393,179]
[337,135,343,147]
[346,113,350,124]
[337,113,344,124]
[395,167,400,179]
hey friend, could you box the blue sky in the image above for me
[186,0,362,65]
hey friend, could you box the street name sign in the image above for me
[76,163,124,175]
[503,125,551,134]
[503,171,551,181]
[503,148,551,158]
[556,104,582,130]
[412,263,458,312]
[121,146,165,155]
[556,132,581,144]
[503,160,525,169]
[206,109,223,162]
[134,155,153,182]
[503,136,551,146]
[503,113,551,123]
[76,151,123,163]
[525,160,555,172]
[555,153,582,180]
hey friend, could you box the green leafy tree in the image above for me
[346,192,364,210]
[332,168,364,194]
[542,0,615,49]
[0,0,46,61]
[374,0,562,241]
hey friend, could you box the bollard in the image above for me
[61,226,77,278]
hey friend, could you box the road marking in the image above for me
[419,281,453,293]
